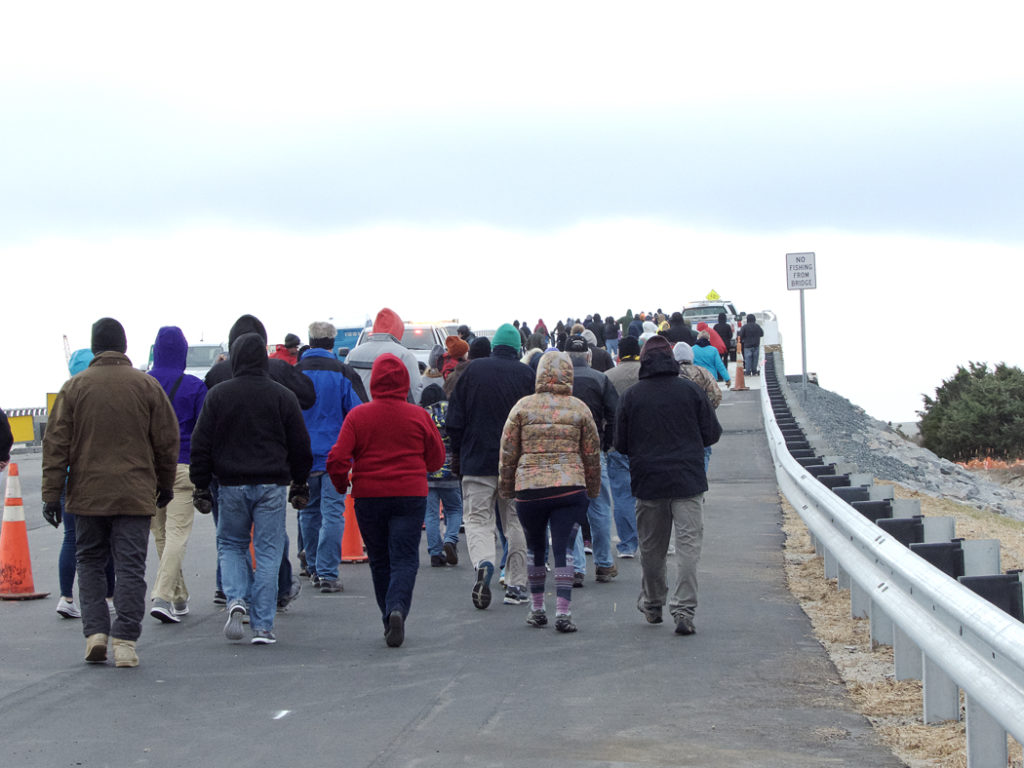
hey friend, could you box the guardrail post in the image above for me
[965,694,1007,767]
[870,600,893,648]
[923,656,960,724]
[850,580,869,619]
[893,624,923,679]
[823,548,838,580]
[837,563,850,590]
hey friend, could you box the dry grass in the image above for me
[781,484,1024,767]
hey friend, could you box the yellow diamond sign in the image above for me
[705,289,721,301]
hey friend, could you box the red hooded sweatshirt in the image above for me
[326,353,444,498]
[696,322,726,355]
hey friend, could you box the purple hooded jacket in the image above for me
[148,326,208,464]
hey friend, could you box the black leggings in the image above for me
[516,490,589,568]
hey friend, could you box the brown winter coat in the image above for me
[42,352,179,516]
[498,350,601,499]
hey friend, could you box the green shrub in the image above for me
[919,362,1024,461]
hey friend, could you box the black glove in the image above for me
[42,501,62,528]
[192,487,213,515]
[289,481,309,510]
[155,487,174,509]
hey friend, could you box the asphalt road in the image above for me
[0,384,903,768]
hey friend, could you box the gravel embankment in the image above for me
[773,359,1024,522]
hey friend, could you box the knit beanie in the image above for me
[618,336,640,359]
[445,335,470,360]
[284,333,301,349]
[491,323,521,350]
[673,342,694,364]
[469,337,491,360]
[91,317,127,354]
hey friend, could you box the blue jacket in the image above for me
[148,327,208,464]
[296,347,363,471]
[692,341,730,382]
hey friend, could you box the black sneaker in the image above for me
[443,541,459,566]
[526,609,547,628]
[503,585,528,605]
[213,589,227,605]
[637,594,663,624]
[430,555,447,567]
[385,610,405,648]
[319,579,343,593]
[472,562,494,609]
[277,578,302,610]
[224,601,246,641]
[554,614,577,633]
[674,615,696,636]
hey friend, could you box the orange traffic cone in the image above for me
[340,494,368,563]
[0,463,49,600]
[732,338,749,391]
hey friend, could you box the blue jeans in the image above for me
[572,452,613,569]
[607,449,638,555]
[299,473,346,581]
[743,344,759,375]
[606,338,618,358]
[217,484,287,633]
[354,497,426,626]
[425,484,462,556]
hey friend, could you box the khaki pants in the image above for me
[461,475,526,589]
[150,464,195,604]
[635,494,704,620]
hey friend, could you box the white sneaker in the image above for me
[56,597,81,619]
[172,599,190,616]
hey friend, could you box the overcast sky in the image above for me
[3,2,1022,423]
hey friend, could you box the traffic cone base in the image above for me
[0,464,49,600]
[341,494,368,563]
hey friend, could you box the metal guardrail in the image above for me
[763,352,1024,768]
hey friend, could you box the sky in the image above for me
[2,1,1022,423]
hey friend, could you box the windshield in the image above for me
[186,346,223,368]
[400,328,437,350]
[682,306,728,322]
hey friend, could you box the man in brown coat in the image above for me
[42,318,179,668]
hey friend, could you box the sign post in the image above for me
[786,252,817,389]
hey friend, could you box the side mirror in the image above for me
[337,347,350,359]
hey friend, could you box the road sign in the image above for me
[786,252,817,290]
[705,289,721,300]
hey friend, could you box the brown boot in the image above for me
[85,633,108,663]
[112,638,138,668]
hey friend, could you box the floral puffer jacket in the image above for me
[498,350,602,499]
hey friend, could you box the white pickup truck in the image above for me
[682,300,741,360]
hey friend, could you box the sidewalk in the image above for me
[0,390,901,768]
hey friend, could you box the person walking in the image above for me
[499,350,601,632]
[738,313,765,376]
[326,354,445,648]
[673,342,722,473]
[614,335,721,636]
[604,336,642,558]
[420,383,463,568]
[146,326,208,623]
[52,349,117,620]
[713,312,734,369]
[42,318,180,667]
[692,330,731,384]
[295,321,363,593]
[190,333,313,646]
[346,308,422,403]
[446,323,534,609]
[564,336,619,585]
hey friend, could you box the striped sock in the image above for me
[527,566,547,611]
[554,566,573,615]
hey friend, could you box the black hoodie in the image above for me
[614,339,721,499]
[204,315,316,409]
[190,333,312,488]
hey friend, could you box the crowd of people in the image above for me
[35,307,766,664]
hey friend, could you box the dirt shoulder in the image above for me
[781,472,1024,767]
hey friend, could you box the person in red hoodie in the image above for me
[326,353,445,647]
[269,333,301,365]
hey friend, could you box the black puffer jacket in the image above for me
[204,314,316,409]
[190,333,312,488]
[614,343,721,499]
